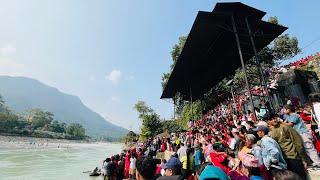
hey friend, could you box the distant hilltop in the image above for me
[0,76,128,141]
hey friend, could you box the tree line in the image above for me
[0,94,86,140]
[133,101,183,141]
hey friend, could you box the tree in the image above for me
[160,36,189,119]
[0,94,87,139]
[272,34,301,62]
[134,101,162,139]
[161,36,187,90]
[161,72,171,91]
[0,111,21,132]
[49,120,66,133]
[267,16,300,61]
[178,100,202,128]
[0,94,10,113]
[161,120,181,133]
[170,36,188,68]
[0,95,5,109]
[257,16,300,64]
[268,16,279,25]
[25,108,54,130]
[141,112,162,138]
[124,131,138,143]
[163,36,188,101]
[134,101,153,117]
[66,123,85,138]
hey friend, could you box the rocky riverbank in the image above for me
[0,135,94,149]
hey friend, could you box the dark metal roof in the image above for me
[161,2,287,100]
[213,2,266,19]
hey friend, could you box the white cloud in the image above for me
[0,44,25,76]
[105,69,122,84]
[110,96,120,103]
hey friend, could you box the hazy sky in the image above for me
[0,0,319,131]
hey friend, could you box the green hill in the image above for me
[0,76,128,140]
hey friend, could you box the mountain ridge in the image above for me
[0,76,128,140]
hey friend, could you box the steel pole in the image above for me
[200,98,203,118]
[173,95,176,120]
[190,87,193,120]
[231,86,236,107]
[245,17,274,111]
[231,15,257,121]
[230,86,236,114]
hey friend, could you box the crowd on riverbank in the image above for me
[101,95,320,180]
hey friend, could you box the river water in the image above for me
[0,143,122,180]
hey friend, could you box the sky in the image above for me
[0,0,319,131]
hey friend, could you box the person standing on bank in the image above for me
[283,104,320,167]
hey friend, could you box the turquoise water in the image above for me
[0,143,122,180]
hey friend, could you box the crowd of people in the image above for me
[283,52,320,69]
[99,92,320,180]
[266,52,320,91]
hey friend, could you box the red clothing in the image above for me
[155,165,161,175]
[312,132,320,154]
[210,152,231,174]
[299,112,312,121]
[188,174,195,180]
[130,147,136,155]
[160,143,166,152]
[125,153,131,178]
[259,165,272,180]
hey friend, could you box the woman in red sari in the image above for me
[124,150,131,178]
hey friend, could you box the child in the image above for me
[129,153,137,179]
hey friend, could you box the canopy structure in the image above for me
[161,2,287,101]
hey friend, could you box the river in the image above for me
[0,142,122,180]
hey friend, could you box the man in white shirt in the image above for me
[176,143,187,161]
